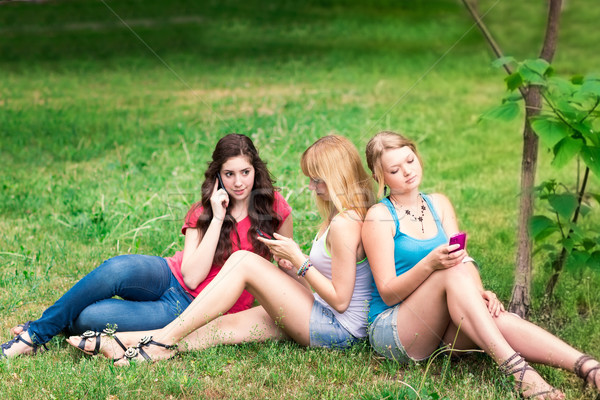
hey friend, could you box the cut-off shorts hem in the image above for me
[308,300,359,349]
[368,304,430,364]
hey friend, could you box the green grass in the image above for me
[1,0,600,398]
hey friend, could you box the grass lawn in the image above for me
[1,0,599,398]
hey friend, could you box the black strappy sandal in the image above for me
[122,335,177,363]
[574,354,600,393]
[1,321,48,358]
[499,352,559,399]
[75,328,128,358]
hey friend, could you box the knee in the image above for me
[223,251,267,274]
[94,255,137,280]
[433,263,479,288]
[493,310,522,328]
[433,262,472,280]
[69,305,103,334]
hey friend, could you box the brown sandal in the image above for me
[499,352,559,399]
[574,354,600,391]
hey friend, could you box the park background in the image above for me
[1,0,599,398]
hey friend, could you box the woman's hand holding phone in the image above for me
[257,232,304,267]
[449,232,467,253]
[210,178,229,221]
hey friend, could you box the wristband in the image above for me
[297,258,313,277]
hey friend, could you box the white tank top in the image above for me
[310,224,372,338]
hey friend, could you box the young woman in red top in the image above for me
[1,133,292,358]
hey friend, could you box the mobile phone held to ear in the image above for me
[449,232,467,253]
[216,172,225,191]
[256,228,274,240]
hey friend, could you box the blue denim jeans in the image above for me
[27,255,193,345]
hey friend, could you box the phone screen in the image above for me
[449,232,467,253]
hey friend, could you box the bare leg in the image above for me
[179,306,288,351]
[394,263,564,399]
[67,306,287,359]
[105,251,313,362]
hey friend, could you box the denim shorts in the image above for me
[368,304,429,363]
[309,300,359,349]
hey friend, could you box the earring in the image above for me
[384,185,388,196]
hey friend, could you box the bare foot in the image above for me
[9,323,25,336]
[66,332,134,360]
[515,364,565,400]
[113,336,177,366]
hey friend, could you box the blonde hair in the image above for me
[365,131,422,198]
[301,135,374,226]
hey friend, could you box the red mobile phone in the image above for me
[449,232,467,253]
[256,228,274,240]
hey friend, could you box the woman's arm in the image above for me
[272,215,312,288]
[180,180,228,290]
[432,193,483,290]
[258,212,362,313]
[362,202,465,306]
[303,213,362,313]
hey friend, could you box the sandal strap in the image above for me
[574,354,594,378]
[79,330,101,355]
[527,387,558,398]
[112,336,128,352]
[583,366,600,388]
[499,352,526,376]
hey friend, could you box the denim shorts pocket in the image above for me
[309,300,357,349]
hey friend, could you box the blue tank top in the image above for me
[368,194,448,322]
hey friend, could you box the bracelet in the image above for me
[297,258,313,277]
[462,256,480,269]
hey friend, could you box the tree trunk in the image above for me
[509,90,540,319]
[508,0,562,317]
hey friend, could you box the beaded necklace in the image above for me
[390,193,426,233]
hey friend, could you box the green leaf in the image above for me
[504,91,524,102]
[565,250,590,272]
[529,215,559,241]
[523,59,551,76]
[552,137,583,168]
[580,146,600,178]
[580,203,591,217]
[518,65,547,86]
[547,76,575,96]
[505,73,523,91]
[571,75,585,85]
[479,101,520,122]
[582,238,597,251]
[554,99,582,121]
[530,118,570,149]
[547,193,578,219]
[492,56,517,69]
[581,78,600,97]
[571,121,594,139]
[559,237,575,253]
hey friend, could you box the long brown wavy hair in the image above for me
[189,133,282,265]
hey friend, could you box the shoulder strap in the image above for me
[381,197,400,234]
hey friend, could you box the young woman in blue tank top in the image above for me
[68,135,375,363]
[362,131,599,399]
